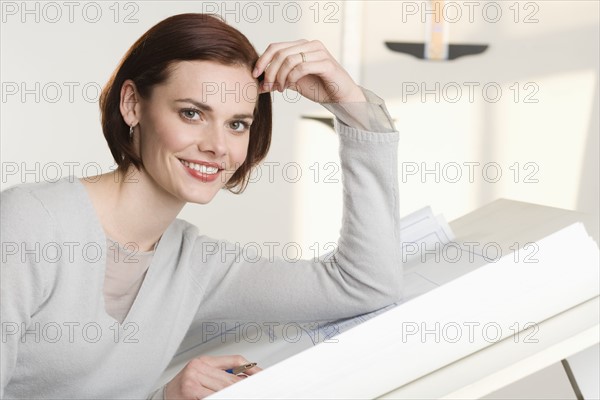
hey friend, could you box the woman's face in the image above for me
[133,60,258,204]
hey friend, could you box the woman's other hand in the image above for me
[164,355,261,399]
[253,39,366,103]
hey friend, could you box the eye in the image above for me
[180,108,201,121]
[229,120,251,133]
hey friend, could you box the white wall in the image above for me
[0,1,343,257]
[2,0,597,249]
[360,0,599,243]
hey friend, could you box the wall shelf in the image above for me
[385,42,489,60]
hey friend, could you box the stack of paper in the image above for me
[209,223,600,398]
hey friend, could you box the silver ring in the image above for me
[299,52,307,63]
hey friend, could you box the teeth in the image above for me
[180,159,219,174]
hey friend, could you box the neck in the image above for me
[81,167,186,252]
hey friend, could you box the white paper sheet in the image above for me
[209,223,600,399]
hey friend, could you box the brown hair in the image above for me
[99,13,271,193]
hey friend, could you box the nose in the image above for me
[199,124,227,158]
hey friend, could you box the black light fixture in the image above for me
[386,0,489,61]
[385,42,488,61]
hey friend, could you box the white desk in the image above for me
[382,199,599,399]
[159,199,599,399]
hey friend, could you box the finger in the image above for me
[262,41,323,91]
[244,364,263,376]
[201,354,250,370]
[253,39,308,78]
[189,361,242,392]
[213,368,246,387]
[264,43,313,92]
[273,52,306,93]
[278,49,329,91]
[288,59,338,90]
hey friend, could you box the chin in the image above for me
[189,198,215,205]
[183,189,221,205]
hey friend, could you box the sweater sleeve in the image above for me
[0,186,55,395]
[146,384,166,400]
[321,87,397,133]
[192,90,402,324]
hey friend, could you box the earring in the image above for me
[129,124,134,140]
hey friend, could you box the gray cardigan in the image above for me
[1,108,402,398]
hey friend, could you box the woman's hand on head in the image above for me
[164,355,261,400]
[253,39,366,103]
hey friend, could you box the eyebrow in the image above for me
[175,98,254,120]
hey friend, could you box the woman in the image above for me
[1,13,401,399]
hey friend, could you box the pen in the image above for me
[226,362,257,375]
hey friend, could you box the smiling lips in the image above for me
[179,158,223,182]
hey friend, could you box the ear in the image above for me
[119,79,141,127]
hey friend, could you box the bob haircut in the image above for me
[99,13,271,193]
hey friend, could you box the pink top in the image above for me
[103,238,156,323]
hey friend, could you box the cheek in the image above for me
[145,118,187,155]
[231,136,250,166]
[158,129,187,152]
